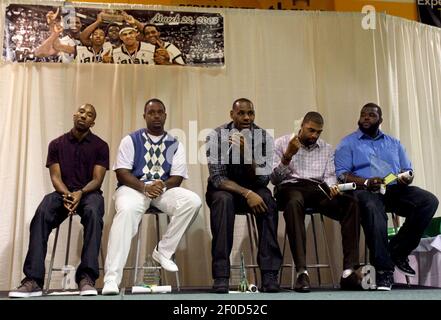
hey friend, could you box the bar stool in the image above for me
[128,206,181,291]
[230,212,260,286]
[279,208,336,289]
[45,215,105,293]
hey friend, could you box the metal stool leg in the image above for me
[310,214,322,286]
[319,214,336,288]
[45,226,60,293]
[65,216,73,266]
[246,213,258,285]
[158,214,164,286]
[99,246,105,275]
[390,213,411,286]
[279,228,288,286]
[364,237,369,265]
[280,227,296,290]
[45,215,73,293]
[133,220,143,285]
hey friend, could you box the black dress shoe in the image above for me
[212,278,229,293]
[340,271,362,290]
[392,256,416,276]
[295,273,310,293]
[261,271,280,293]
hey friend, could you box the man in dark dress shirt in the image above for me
[205,98,282,293]
[9,104,109,298]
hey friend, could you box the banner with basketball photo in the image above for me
[2,2,224,66]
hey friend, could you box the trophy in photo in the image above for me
[101,9,125,23]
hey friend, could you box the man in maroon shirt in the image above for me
[9,104,109,298]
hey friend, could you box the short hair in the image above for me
[80,103,96,120]
[361,102,382,118]
[91,28,105,36]
[105,23,120,36]
[143,23,159,35]
[144,98,166,112]
[302,111,323,125]
[232,98,253,110]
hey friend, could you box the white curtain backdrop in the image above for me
[1,2,440,290]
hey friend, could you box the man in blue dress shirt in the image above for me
[335,102,438,291]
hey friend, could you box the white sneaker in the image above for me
[152,248,179,272]
[102,280,119,295]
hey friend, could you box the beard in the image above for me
[358,120,381,136]
[299,135,317,147]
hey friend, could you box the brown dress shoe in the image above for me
[295,273,310,293]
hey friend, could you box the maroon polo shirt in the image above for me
[46,130,109,192]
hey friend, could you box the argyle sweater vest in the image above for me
[129,129,178,182]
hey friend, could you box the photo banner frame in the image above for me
[2,2,225,66]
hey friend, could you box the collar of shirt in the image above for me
[301,141,320,151]
[228,121,256,132]
[356,128,385,141]
[68,130,91,143]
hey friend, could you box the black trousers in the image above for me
[354,185,438,272]
[276,181,360,271]
[23,191,104,287]
[206,185,282,279]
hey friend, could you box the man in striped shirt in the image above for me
[271,111,361,292]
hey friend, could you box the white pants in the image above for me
[104,185,201,285]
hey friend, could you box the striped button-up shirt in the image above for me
[271,134,337,187]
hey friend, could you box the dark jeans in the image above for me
[354,185,438,272]
[276,181,360,271]
[23,191,104,287]
[206,185,282,279]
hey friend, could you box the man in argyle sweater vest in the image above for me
[103,99,201,295]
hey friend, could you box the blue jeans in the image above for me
[23,191,104,287]
[354,185,438,272]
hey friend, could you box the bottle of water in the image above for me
[61,265,76,290]
[142,254,160,287]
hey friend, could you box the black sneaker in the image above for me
[9,278,43,298]
[261,271,280,293]
[376,270,394,291]
[392,256,416,277]
[212,278,229,293]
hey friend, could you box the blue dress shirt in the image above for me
[334,129,412,181]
